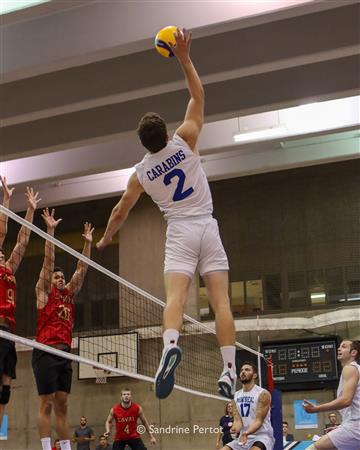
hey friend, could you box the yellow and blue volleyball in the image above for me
[155,26,177,58]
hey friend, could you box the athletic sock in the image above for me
[40,437,52,450]
[220,345,236,375]
[163,329,179,347]
[60,440,72,450]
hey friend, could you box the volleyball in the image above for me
[155,26,178,58]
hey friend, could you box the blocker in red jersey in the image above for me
[32,208,93,450]
[104,388,156,450]
[0,177,40,431]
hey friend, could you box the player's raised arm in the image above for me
[6,186,41,274]
[36,208,62,309]
[0,176,15,247]
[67,222,94,295]
[172,28,205,152]
[96,172,143,250]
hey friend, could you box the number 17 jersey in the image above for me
[135,133,213,220]
[234,384,274,439]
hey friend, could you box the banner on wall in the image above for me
[294,400,318,429]
[0,414,8,440]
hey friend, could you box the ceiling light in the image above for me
[233,125,287,143]
[0,0,50,15]
[310,293,326,299]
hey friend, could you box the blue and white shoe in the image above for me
[155,345,182,399]
[218,369,237,399]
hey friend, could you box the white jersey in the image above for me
[337,361,360,422]
[234,384,274,439]
[135,133,213,220]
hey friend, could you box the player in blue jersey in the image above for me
[223,362,275,450]
[97,28,236,400]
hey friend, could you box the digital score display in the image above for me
[262,338,339,388]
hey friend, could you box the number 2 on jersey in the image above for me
[163,168,194,202]
[240,403,251,417]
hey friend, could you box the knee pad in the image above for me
[0,385,10,404]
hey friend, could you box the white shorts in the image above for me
[225,434,275,450]
[327,420,360,450]
[164,216,229,277]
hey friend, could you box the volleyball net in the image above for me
[0,205,267,400]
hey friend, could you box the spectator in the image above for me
[283,421,294,446]
[52,439,60,450]
[324,412,341,433]
[216,401,234,448]
[73,416,95,450]
[95,435,111,450]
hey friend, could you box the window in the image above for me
[245,280,263,311]
[230,279,263,315]
[231,281,245,309]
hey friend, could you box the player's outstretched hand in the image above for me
[42,208,62,230]
[169,28,192,62]
[82,222,94,243]
[239,431,248,445]
[25,186,41,210]
[1,176,15,200]
[302,399,318,413]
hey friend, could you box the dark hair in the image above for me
[53,266,65,274]
[99,435,107,440]
[137,112,168,153]
[283,421,288,426]
[349,340,360,363]
[54,439,60,443]
[241,361,258,374]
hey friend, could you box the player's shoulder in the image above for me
[343,362,360,376]
[234,388,244,399]
[171,133,194,154]
[256,386,271,399]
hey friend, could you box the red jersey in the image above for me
[113,402,140,440]
[0,266,16,331]
[36,286,74,347]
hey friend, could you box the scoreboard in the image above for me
[262,338,339,390]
